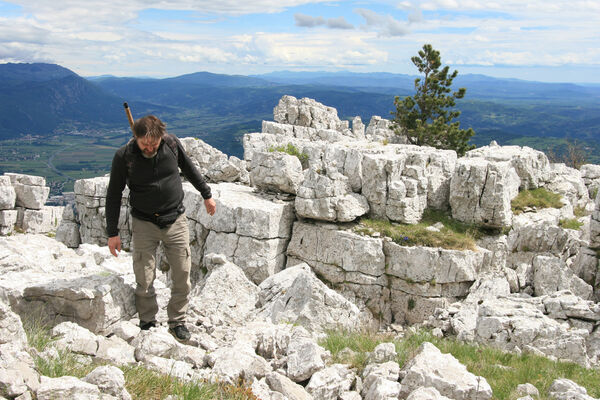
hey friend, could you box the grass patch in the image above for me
[123,365,258,400]
[21,307,257,399]
[355,209,490,251]
[559,218,584,230]
[267,143,309,167]
[511,188,564,215]
[574,206,590,218]
[322,329,600,400]
[319,329,395,370]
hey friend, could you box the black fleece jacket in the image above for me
[105,134,211,237]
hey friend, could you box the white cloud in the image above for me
[295,13,354,29]
[355,8,410,37]
[294,13,326,27]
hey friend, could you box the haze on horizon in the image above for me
[0,0,598,84]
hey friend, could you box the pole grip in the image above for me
[123,102,135,133]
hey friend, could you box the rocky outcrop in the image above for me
[2,95,600,399]
[0,173,59,235]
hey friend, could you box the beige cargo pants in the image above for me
[131,213,191,327]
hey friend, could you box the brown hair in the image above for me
[133,115,166,140]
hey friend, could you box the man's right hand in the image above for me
[108,236,122,257]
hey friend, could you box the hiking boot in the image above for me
[169,324,191,342]
[139,321,157,330]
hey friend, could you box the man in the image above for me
[106,115,216,342]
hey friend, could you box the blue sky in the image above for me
[0,0,598,83]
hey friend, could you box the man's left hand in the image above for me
[204,198,216,216]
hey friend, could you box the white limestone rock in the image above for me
[399,342,492,400]
[296,169,369,222]
[474,296,591,367]
[179,137,243,183]
[21,206,63,234]
[385,242,483,284]
[0,343,39,397]
[533,255,593,299]
[580,164,600,199]
[55,220,82,247]
[0,298,27,347]
[0,175,16,210]
[265,372,313,400]
[250,151,304,194]
[51,320,100,354]
[365,116,403,144]
[546,163,590,210]
[0,210,17,235]
[450,158,520,227]
[286,330,328,382]
[366,342,397,364]
[189,258,259,327]
[361,361,401,400]
[13,183,49,210]
[306,364,355,400]
[186,182,295,240]
[209,343,272,384]
[36,376,109,400]
[465,144,551,190]
[274,95,349,132]
[23,274,136,334]
[5,173,45,187]
[590,190,600,248]
[352,116,365,139]
[548,378,597,400]
[516,383,540,398]
[406,387,453,400]
[83,366,132,400]
[256,263,363,333]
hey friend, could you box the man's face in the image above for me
[136,136,161,158]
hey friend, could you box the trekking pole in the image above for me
[123,102,135,133]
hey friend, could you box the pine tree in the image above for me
[392,44,475,156]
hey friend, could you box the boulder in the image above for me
[209,343,272,384]
[533,255,593,299]
[546,163,590,210]
[361,361,401,400]
[406,387,453,400]
[474,296,591,367]
[21,206,63,234]
[450,158,520,227]
[265,372,313,400]
[23,274,136,334]
[83,366,131,400]
[256,263,363,333]
[0,342,40,397]
[399,342,492,400]
[580,164,600,199]
[188,256,259,327]
[465,144,551,190]
[306,364,355,400]
[548,378,597,400]
[179,137,245,183]
[0,175,16,210]
[286,330,328,382]
[0,298,27,347]
[296,169,369,222]
[0,210,18,235]
[591,191,600,248]
[274,95,349,132]
[36,376,107,400]
[250,151,304,194]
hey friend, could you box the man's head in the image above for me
[133,115,166,158]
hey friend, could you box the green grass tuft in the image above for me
[321,329,600,400]
[267,143,309,167]
[511,188,564,215]
[355,209,491,251]
[559,218,584,230]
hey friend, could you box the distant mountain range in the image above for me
[1,63,600,159]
